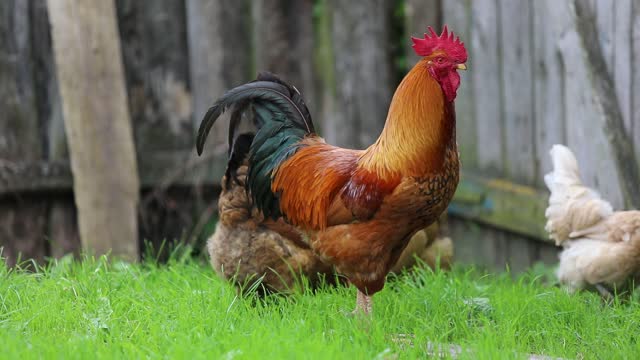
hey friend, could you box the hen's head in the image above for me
[412,25,467,102]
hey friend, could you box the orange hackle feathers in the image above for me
[359,61,455,177]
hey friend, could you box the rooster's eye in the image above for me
[436,57,445,64]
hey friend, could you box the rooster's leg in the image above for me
[353,290,372,315]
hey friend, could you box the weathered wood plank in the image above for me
[449,216,508,271]
[533,0,568,181]
[117,0,196,241]
[0,198,47,266]
[48,0,140,261]
[0,1,40,161]
[451,214,545,274]
[613,0,633,132]
[447,217,481,266]
[116,0,193,153]
[251,0,317,122]
[449,172,549,242]
[312,0,335,137]
[505,234,538,274]
[537,243,559,266]
[0,150,227,194]
[404,0,441,67]
[634,0,640,151]
[139,186,218,257]
[499,0,535,185]
[596,0,615,69]
[30,0,79,259]
[0,1,48,264]
[555,2,625,209]
[0,160,70,193]
[469,0,502,175]
[30,0,66,160]
[186,0,251,153]
[572,0,638,209]
[328,0,394,148]
[48,197,80,258]
[442,0,476,168]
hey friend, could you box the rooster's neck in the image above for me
[359,60,456,177]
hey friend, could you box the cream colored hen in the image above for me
[544,144,640,297]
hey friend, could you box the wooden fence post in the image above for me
[47,0,139,261]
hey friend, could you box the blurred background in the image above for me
[1,0,638,272]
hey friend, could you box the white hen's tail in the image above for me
[543,145,613,245]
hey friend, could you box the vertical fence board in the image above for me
[313,0,335,138]
[404,0,441,67]
[117,0,192,154]
[0,1,40,161]
[634,0,640,151]
[537,243,559,266]
[613,0,633,133]
[329,0,394,148]
[499,0,535,185]
[469,0,503,175]
[30,0,64,160]
[252,0,318,122]
[505,235,538,274]
[533,0,567,178]
[596,0,615,69]
[0,198,47,266]
[442,0,476,168]
[30,0,79,257]
[450,217,509,270]
[48,198,79,258]
[558,2,624,209]
[0,1,47,264]
[116,0,201,247]
[535,0,566,161]
[186,0,251,151]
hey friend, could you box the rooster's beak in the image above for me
[456,64,467,71]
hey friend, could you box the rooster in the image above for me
[197,26,467,314]
[544,144,640,298]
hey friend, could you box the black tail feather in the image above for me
[195,72,315,220]
[195,72,314,156]
[225,133,254,188]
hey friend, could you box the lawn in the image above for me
[1,254,638,360]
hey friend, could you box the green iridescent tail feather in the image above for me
[195,72,316,219]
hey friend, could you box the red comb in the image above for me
[411,25,467,62]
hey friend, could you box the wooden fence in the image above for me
[1,0,638,271]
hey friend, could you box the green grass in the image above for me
[1,255,639,360]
